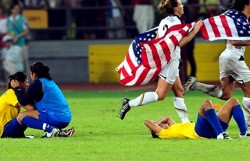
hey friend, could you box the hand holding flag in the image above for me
[201,9,250,41]
[116,23,195,86]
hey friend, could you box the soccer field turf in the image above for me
[0,89,249,161]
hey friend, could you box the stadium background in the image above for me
[17,2,250,87]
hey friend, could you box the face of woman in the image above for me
[174,0,184,17]
[30,71,37,81]
[11,5,20,15]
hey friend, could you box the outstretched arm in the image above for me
[230,40,250,46]
[179,20,203,47]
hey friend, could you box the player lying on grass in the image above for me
[10,62,74,138]
[144,98,250,139]
[0,72,74,138]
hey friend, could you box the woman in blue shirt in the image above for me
[11,62,73,138]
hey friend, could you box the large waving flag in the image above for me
[201,9,250,41]
[116,23,194,86]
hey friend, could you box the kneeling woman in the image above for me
[11,62,72,137]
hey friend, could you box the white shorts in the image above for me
[219,51,250,83]
[158,58,180,84]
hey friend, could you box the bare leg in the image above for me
[172,76,190,123]
[238,81,250,127]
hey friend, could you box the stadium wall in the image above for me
[29,40,250,83]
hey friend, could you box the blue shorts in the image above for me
[1,119,26,138]
[38,110,69,129]
[194,114,228,138]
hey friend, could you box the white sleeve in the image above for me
[157,19,168,38]
[157,16,182,38]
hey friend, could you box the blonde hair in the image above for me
[157,0,169,12]
[157,0,179,14]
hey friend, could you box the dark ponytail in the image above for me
[231,0,250,12]
[8,72,27,89]
[30,62,52,80]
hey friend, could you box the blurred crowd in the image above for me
[0,0,233,84]
[0,0,234,40]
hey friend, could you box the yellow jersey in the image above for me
[0,89,20,136]
[157,123,201,139]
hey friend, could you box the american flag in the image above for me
[116,23,194,86]
[201,9,250,41]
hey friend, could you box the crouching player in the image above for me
[0,72,74,138]
[145,98,250,139]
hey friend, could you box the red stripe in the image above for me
[134,67,150,85]
[126,52,136,70]
[178,28,189,37]
[142,44,161,68]
[209,17,221,37]
[169,35,179,47]
[220,15,232,37]
[149,68,161,82]
[120,53,134,78]
[200,24,209,40]
[161,41,171,62]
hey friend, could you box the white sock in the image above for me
[174,97,190,123]
[195,82,223,98]
[242,97,250,127]
[129,92,158,107]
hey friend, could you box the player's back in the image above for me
[157,123,200,139]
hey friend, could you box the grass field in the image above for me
[0,89,250,161]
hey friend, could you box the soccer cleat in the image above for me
[217,132,231,140]
[239,131,250,138]
[119,98,131,120]
[183,76,197,93]
[57,127,75,137]
[42,128,60,138]
[25,135,35,139]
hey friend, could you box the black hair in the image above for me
[8,72,27,89]
[30,62,52,80]
[151,130,159,138]
[10,3,19,10]
[231,0,250,11]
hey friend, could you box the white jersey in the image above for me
[222,40,245,60]
[219,41,250,83]
[157,15,182,59]
[157,16,182,84]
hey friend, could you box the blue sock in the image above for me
[204,109,224,135]
[232,105,247,134]
[22,117,53,133]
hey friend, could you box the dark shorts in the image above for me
[195,114,228,138]
[38,110,69,129]
[1,119,26,138]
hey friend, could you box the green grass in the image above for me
[0,89,250,161]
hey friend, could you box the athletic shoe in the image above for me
[239,131,250,138]
[42,128,60,138]
[57,127,75,137]
[183,76,197,93]
[119,98,131,120]
[217,132,231,140]
[25,135,35,139]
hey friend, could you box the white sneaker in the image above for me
[217,132,231,140]
[183,77,197,93]
[239,131,250,138]
[42,128,60,138]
